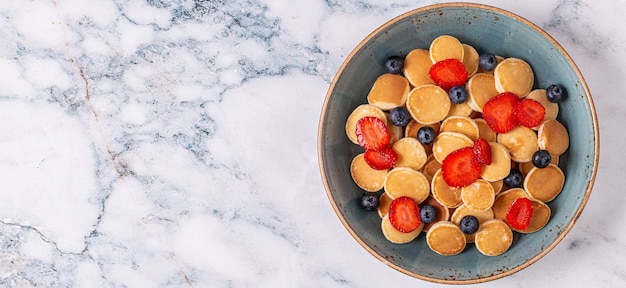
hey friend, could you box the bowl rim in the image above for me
[317,2,600,284]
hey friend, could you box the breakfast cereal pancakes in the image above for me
[346,35,570,257]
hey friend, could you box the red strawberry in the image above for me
[355,116,390,151]
[441,147,482,188]
[473,138,492,165]
[515,98,546,128]
[388,196,421,233]
[429,59,469,91]
[482,92,520,133]
[506,197,533,231]
[364,147,398,170]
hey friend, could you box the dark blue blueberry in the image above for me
[389,106,411,126]
[448,86,468,104]
[417,126,436,145]
[384,55,404,74]
[503,168,523,188]
[460,215,479,234]
[478,53,497,71]
[420,204,438,224]
[360,193,379,211]
[546,84,566,103]
[532,150,552,168]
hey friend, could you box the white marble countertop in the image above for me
[0,0,623,287]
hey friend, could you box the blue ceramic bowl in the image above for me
[318,3,599,284]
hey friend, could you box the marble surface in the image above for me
[0,0,622,287]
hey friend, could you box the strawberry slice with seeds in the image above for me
[515,98,546,128]
[506,197,533,231]
[364,147,398,170]
[388,196,421,233]
[355,116,390,151]
[482,92,520,133]
[429,59,469,91]
[473,138,492,165]
[441,147,482,188]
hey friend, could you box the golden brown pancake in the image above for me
[384,167,430,203]
[406,85,451,124]
[367,73,410,110]
[475,118,497,142]
[461,179,496,212]
[524,164,565,202]
[494,57,534,97]
[474,219,513,256]
[350,153,388,192]
[430,35,464,63]
[440,116,480,140]
[497,126,539,163]
[432,132,474,163]
[450,204,495,243]
[480,142,511,182]
[492,188,530,220]
[377,192,392,218]
[462,43,479,76]
[426,221,466,255]
[467,73,499,112]
[345,104,387,144]
[525,89,559,129]
[392,137,428,171]
[537,119,569,156]
[381,214,424,244]
[431,169,463,208]
[403,48,436,87]
[517,200,551,233]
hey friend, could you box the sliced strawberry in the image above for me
[473,138,492,165]
[355,116,390,151]
[506,197,533,231]
[428,59,469,91]
[364,147,398,170]
[482,92,520,133]
[441,147,482,188]
[388,196,421,233]
[515,98,546,128]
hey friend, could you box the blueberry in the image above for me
[417,126,436,145]
[460,215,479,234]
[532,150,552,168]
[546,84,566,103]
[360,193,379,211]
[503,168,523,188]
[384,55,404,74]
[479,53,497,71]
[448,86,468,104]
[389,106,411,126]
[420,204,438,224]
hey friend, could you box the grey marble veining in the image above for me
[0,0,624,287]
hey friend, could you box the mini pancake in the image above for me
[474,219,513,256]
[421,197,451,232]
[517,200,551,233]
[345,104,387,144]
[350,153,388,192]
[367,73,410,110]
[480,142,511,182]
[461,179,496,211]
[429,35,464,63]
[384,167,430,203]
[450,204,495,243]
[475,118,497,142]
[519,156,559,176]
[432,132,474,163]
[492,188,530,220]
[381,214,424,244]
[406,85,451,124]
[524,164,565,202]
[421,154,442,184]
[494,57,534,97]
[462,43,480,76]
[377,192,393,218]
[447,102,474,118]
[403,48,435,87]
[467,73,499,112]
[385,112,404,145]
[440,116,480,140]
[426,221,467,256]
[497,126,539,163]
[431,169,463,208]
[392,137,428,171]
[538,119,570,156]
[405,120,440,155]
[525,89,559,129]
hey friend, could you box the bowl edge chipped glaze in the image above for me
[317,2,599,284]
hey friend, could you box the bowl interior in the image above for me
[318,3,598,284]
